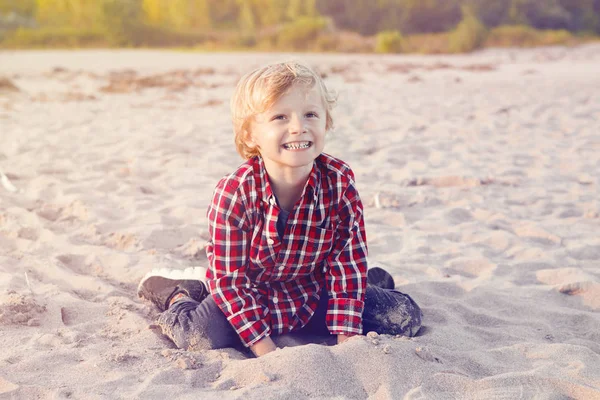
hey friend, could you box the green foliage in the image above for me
[141,0,163,25]
[1,0,598,51]
[448,5,488,53]
[35,0,104,28]
[313,31,373,52]
[0,0,36,17]
[276,16,328,50]
[225,32,257,48]
[507,0,529,25]
[237,0,255,32]
[0,26,104,47]
[99,0,144,46]
[164,0,211,30]
[0,10,36,32]
[208,0,237,26]
[375,30,405,53]
[286,0,303,20]
[403,32,452,54]
[141,0,211,31]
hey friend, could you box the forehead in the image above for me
[268,83,324,109]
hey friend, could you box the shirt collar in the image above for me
[255,155,320,205]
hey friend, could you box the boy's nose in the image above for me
[289,115,306,134]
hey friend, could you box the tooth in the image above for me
[284,142,311,149]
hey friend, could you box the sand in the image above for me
[1,46,599,399]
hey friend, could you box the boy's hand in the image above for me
[337,334,355,344]
[250,336,277,357]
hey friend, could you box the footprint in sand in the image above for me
[56,254,93,276]
[514,223,562,246]
[444,257,497,280]
[557,282,600,309]
[415,347,442,363]
[568,245,600,261]
[444,208,474,225]
[17,227,40,241]
[537,268,600,309]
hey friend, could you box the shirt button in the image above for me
[269,197,276,206]
[267,238,275,245]
[279,266,285,270]
[272,297,279,304]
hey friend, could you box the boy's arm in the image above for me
[206,178,272,348]
[249,336,277,356]
[337,334,354,344]
[325,182,368,337]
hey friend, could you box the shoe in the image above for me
[367,266,395,290]
[137,266,208,311]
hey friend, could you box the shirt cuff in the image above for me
[326,297,364,335]
[226,308,271,347]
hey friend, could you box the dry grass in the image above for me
[486,25,575,48]
[1,25,597,53]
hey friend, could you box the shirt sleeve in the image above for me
[325,180,368,336]
[206,178,271,347]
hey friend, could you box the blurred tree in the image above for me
[305,0,318,17]
[250,0,286,27]
[188,0,211,29]
[348,0,379,34]
[285,0,319,21]
[36,0,70,25]
[526,0,571,30]
[375,30,405,52]
[557,0,599,31]
[237,0,255,32]
[100,0,143,46]
[142,0,164,25]
[375,0,402,32]
[4,0,600,49]
[468,0,511,27]
[286,0,302,20]
[507,0,529,25]
[448,4,487,52]
[143,0,211,30]
[595,0,600,32]
[277,15,327,49]
[0,0,36,16]
[166,0,191,29]
[208,0,238,26]
[401,0,461,33]
[36,0,102,27]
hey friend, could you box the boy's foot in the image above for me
[137,266,208,312]
[367,266,395,290]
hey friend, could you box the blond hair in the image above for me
[230,61,336,159]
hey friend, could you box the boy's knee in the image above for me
[154,296,240,351]
[363,287,423,337]
[396,292,423,337]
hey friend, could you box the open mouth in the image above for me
[283,141,312,150]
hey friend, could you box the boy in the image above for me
[138,61,422,357]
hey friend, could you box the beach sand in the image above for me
[1,46,599,399]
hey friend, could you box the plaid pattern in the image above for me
[205,153,368,347]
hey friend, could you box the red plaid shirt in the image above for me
[205,153,368,347]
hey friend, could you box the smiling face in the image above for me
[247,83,327,177]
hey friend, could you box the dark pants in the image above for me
[155,285,422,351]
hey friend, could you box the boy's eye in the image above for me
[271,115,286,121]
[306,112,319,118]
